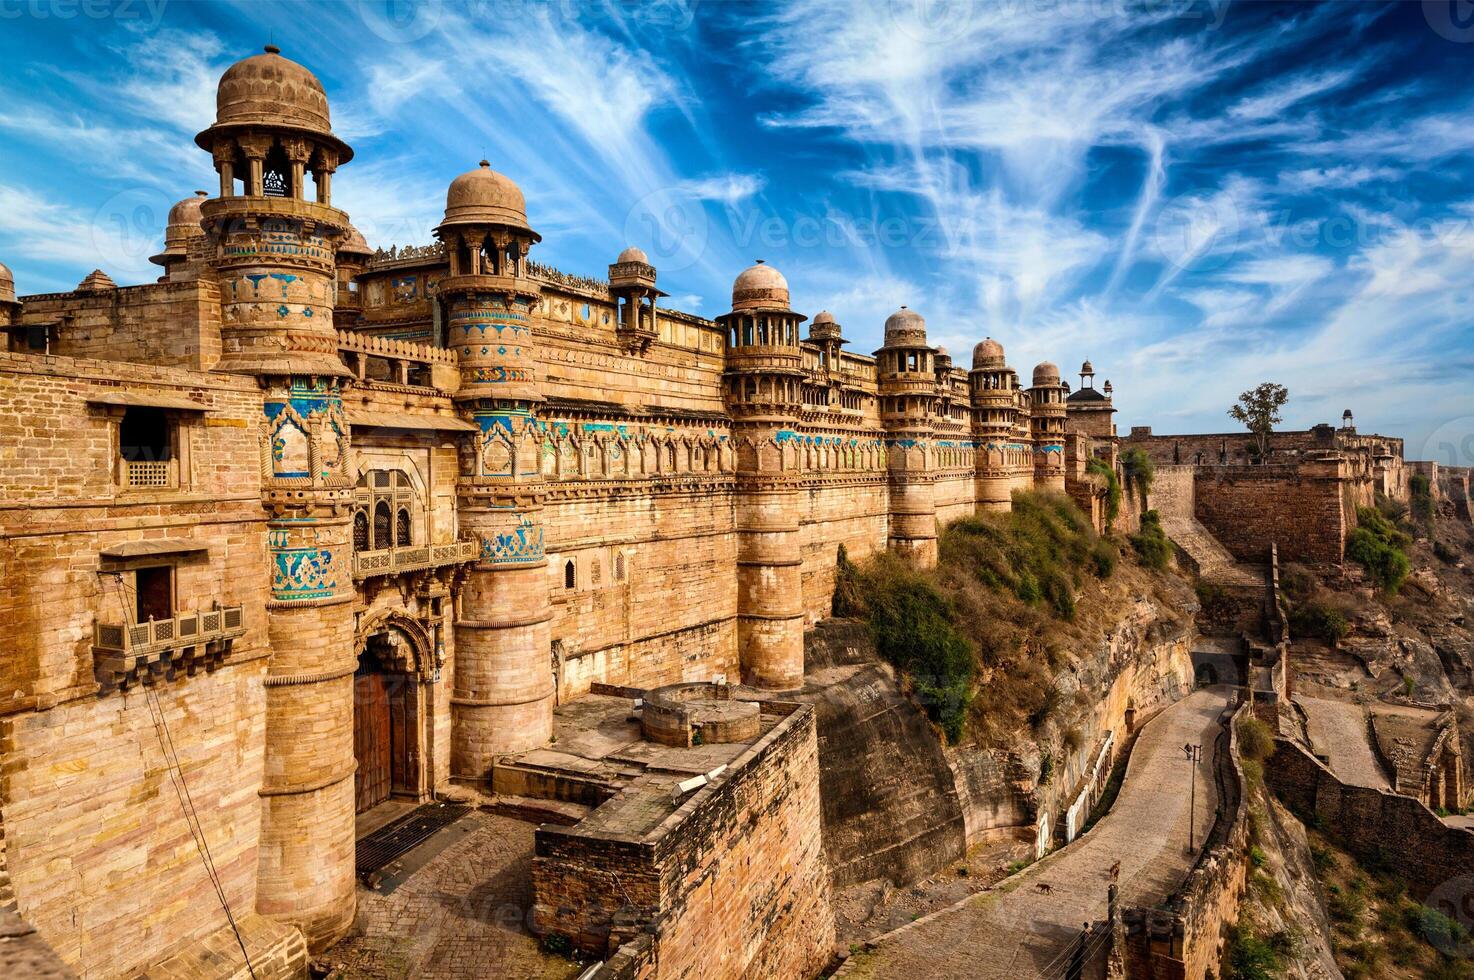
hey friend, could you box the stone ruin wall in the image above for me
[0,352,278,977]
[1267,736,1474,901]
[19,281,223,373]
[532,703,835,979]
[1192,462,1351,565]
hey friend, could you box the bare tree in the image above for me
[1228,383,1289,462]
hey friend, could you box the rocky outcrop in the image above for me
[802,583,1197,890]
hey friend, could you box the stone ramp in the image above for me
[837,688,1228,980]
[1295,696,1391,792]
[1161,516,1258,586]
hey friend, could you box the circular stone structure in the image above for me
[641,682,761,748]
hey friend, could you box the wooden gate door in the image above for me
[388,677,419,796]
[354,671,392,813]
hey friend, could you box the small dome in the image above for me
[812,310,836,325]
[1032,361,1060,386]
[882,306,927,346]
[972,337,1005,369]
[195,46,351,162]
[151,191,209,267]
[0,260,15,305]
[731,260,789,311]
[438,160,538,239]
[77,269,117,292]
[338,224,372,258]
[616,246,649,264]
[1081,359,1094,375]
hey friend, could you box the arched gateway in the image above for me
[353,613,436,813]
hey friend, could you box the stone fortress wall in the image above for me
[0,45,1121,980]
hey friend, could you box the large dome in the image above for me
[195,46,352,161]
[731,260,789,311]
[972,337,1005,369]
[438,161,538,238]
[882,306,927,346]
[1032,361,1061,386]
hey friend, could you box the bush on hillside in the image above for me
[1087,457,1122,526]
[1120,447,1155,509]
[1130,510,1173,570]
[1347,506,1411,594]
[1410,474,1435,531]
[1290,599,1351,647]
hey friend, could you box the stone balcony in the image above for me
[352,539,478,581]
[93,605,246,692]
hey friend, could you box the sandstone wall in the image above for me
[532,704,835,979]
[19,282,223,372]
[1267,737,1474,900]
[797,481,889,624]
[1193,463,1348,565]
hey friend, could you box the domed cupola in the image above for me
[1032,361,1061,386]
[149,191,209,276]
[438,160,538,240]
[882,305,927,347]
[730,260,790,312]
[972,337,1005,370]
[609,245,665,353]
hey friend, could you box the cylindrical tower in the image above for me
[878,307,939,565]
[0,261,18,330]
[608,246,666,352]
[148,190,209,282]
[969,337,1019,511]
[333,224,372,329]
[196,45,358,950]
[434,161,554,775]
[1029,361,1068,492]
[718,261,807,689]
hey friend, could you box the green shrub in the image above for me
[1120,447,1155,508]
[541,933,573,956]
[1130,510,1173,570]
[1434,539,1458,563]
[1087,457,1122,526]
[1411,473,1435,529]
[860,556,975,743]
[1347,506,1411,593]
[1289,600,1350,646]
[1224,923,1283,980]
[1238,716,1275,762]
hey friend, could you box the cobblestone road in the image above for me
[837,687,1228,980]
[328,812,582,980]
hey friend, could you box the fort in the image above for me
[1,45,1469,980]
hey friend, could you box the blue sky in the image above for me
[3,0,1474,459]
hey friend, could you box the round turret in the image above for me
[195,45,351,162]
[1081,359,1094,375]
[150,191,209,268]
[883,306,927,347]
[1032,361,1061,386]
[808,309,844,343]
[731,260,789,311]
[972,337,1005,369]
[438,160,538,239]
[0,260,15,306]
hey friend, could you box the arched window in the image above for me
[615,552,626,581]
[396,507,411,547]
[374,501,392,549]
[564,559,576,589]
[353,511,369,551]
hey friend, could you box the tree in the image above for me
[1228,383,1289,462]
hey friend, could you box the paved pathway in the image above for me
[838,687,1228,980]
[1296,696,1391,791]
[329,812,581,980]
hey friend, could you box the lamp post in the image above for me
[1184,742,1203,853]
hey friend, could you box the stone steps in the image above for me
[1161,516,1258,585]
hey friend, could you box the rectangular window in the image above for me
[119,407,177,488]
[135,565,173,623]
